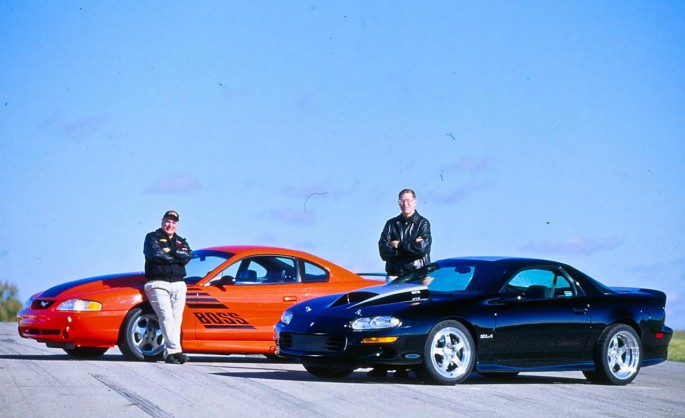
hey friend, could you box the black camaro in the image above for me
[275,257,673,385]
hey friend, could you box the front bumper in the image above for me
[276,329,426,368]
[17,309,125,348]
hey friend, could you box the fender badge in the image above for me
[305,306,312,312]
[355,309,362,316]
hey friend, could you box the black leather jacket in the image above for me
[378,211,431,276]
[143,229,192,282]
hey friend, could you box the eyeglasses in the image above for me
[398,199,415,204]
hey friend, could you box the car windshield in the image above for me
[392,263,476,292]
[184,250,234,284]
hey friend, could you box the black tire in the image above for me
[117,307,165,361]
[587,324,642,385]
[582,370,604,383]
[303,363,354,379]
[63,346,108,358]
[264,353,292,362]
[416,320,475,385]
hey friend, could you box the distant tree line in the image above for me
[1,281,22,321]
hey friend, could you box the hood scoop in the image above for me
[331,284,428,308]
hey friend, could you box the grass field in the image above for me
[667,330,684,363]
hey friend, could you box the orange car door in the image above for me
[189,255,306,345]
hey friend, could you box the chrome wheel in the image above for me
[118,308,165,360]
[588,324,642,385]
[420,320,474,384]
[606,329,640,380]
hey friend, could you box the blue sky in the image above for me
[1,2,684,329]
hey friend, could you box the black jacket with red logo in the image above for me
[143,229,192,282]
[378,211,432,276]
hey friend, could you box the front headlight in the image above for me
[280,310,293,325]
[56,299,103,312]
[351,316,401,330]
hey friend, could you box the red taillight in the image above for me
[655,332,664,339]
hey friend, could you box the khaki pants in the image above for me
[144,280,187,357]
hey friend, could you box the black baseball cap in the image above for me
[163,210,179,221]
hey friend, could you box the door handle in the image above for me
[283,296,298,302]
[573,306,589,314]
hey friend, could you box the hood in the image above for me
[38,272,146,298]
[329,283,429,309]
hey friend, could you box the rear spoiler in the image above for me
[356,272,386,282]
[611,287,667,304]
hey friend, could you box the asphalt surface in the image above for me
[1,322,683,418]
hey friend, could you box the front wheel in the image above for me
[303,364,354,379]
[587,324,642,385]
[416,320,475,385]
[63,346,108,358]
[117,307,165,361]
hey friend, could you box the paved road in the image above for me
[1,322,683,418]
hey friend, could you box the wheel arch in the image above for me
[611,319,641,336]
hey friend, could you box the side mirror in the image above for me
[216,275,236,286]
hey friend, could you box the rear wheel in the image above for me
[586,324,641,385]
[118,307,165,361]
[63,346,108,358]
[303,364,354,379]
[417,320,475,385]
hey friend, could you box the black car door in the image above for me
[493,267,591,368]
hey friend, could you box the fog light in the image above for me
[361,336,398,344]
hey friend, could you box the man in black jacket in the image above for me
[371,189,432,379]
[378,188,432,279]
[143,210,192,364]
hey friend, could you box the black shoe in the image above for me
[367,368,387,378]
[177,353,189,364]
[394,369,410,379]
[165,354,180,364]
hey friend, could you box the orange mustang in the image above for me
[17,246,375,360]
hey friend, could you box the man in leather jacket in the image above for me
[143,210,192,364]
[378,189,432,278]
[371,189,432,379]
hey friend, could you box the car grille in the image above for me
[280,333,346,354]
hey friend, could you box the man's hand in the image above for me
[390,240,400,249]
[421,276,434,286]
[415,237,424,243]
[163,248,171,253]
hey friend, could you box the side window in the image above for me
[552,274,575,298]
[226,256,298,285]
[302,261,329,283]
[504,268,576,300]
[212,262,240,285]
[184,254,231,284]
[263,257,297,284]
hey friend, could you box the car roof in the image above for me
[198,245,354,275]
[201,245,315,257]
[438,256,558,264]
